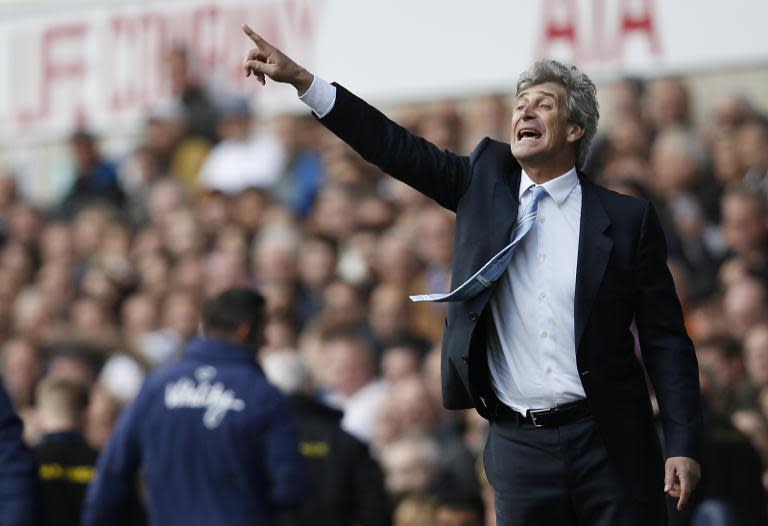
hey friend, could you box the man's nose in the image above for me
[521,105,536,119]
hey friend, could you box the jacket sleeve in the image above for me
[261,389,305,509]
[317,83,482,212]
[634,202,703,460]
[348,436,392,526]
[82,387,147,526]
[0,382,42,526]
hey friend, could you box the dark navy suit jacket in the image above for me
[0,381,41,526]
[318,84,702,501]
[83,338,304,526]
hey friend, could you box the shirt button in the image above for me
[539,216,545,224]
[539,292,546,301]
[546,367,553,375]
[538,254,546,263]
[540,330,548,338]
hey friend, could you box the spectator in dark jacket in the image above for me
[0,380,42,526]
[263,351,392,526]
[57,130,124,219]
[83,288,304,526]
[32,376,97,526]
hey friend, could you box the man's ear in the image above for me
[233,322,252,343]
[566,123,585,144]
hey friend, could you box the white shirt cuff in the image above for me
[298,75,336,118]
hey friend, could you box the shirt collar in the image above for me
[519,166,579,206]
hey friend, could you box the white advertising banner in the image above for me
[1,0,768,143]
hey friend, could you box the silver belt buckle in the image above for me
[528,407,553,427]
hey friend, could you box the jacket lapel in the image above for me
[574,177,612,352]
[492,163,522,252]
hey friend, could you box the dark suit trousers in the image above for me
[484,408,667,525]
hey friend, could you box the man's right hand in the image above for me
[242,24,314,95]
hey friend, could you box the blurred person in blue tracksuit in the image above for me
[0,379,42,526]
[83,287,305,526]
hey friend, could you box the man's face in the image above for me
[510,81,579,165]
[722,196,767,255]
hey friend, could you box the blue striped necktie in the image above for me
[410,185,548,303]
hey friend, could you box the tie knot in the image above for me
[528,185,548,205]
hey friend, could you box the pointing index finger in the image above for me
[242,24,272,50]
[677,475,690,510]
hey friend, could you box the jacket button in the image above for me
[581,370,591,377]
[461,355,469,363]
[469,312,478,322]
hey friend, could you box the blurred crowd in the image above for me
[1,45,768,525]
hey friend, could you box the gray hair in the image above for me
[516,60,599,168]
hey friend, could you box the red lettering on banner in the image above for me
[538,0,579,61]
[142,12,170,103]
[282,0,316,40]
[618,0,660,56]
[17,23,88,124]
[7,1,322,137]
[193,6,220,71]
[110,16,138,111]
[538,0,661,64]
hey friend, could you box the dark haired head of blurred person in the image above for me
[414,103,463,153]
[47,348,99,388]
[160,207,204,259]
[0,167,18,212]
[462,93,511,152]
[373,228,420,289]
[369,284,410,339]
[380,343,422,385]
[161,288,201,344]
[195,190,231,237]
[13,288,55,344]
[433,491,485,526]
[199,287,267,350]
[611,76,646,120]
[34,376,91,438]
[721,187,768,269]
[696,336,750,414]
[6,202,43,248]
[309,183,356,241]
[203,249,249,298]
[147,179,187,227]
[319,279,367,331]
[228,187,270,235]
[744,324,768,392]
[737,117,768,185]
[379,433,441,501]
[714,94,755,132]
[58,130,124,220]
[33,376,98,526]
[0,338,43,410]
[723,277,768,340]
[321,327,385,443]
[647,77,691,130]
[711,132,746,187]
[166,45,218,143]
[298,235,338,293]
[84,384,123,451]
[251,222,301,287]
[650,128,707,198]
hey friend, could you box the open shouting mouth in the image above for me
[516,127,543,143]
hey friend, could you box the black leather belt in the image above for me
[498,399,591,428]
